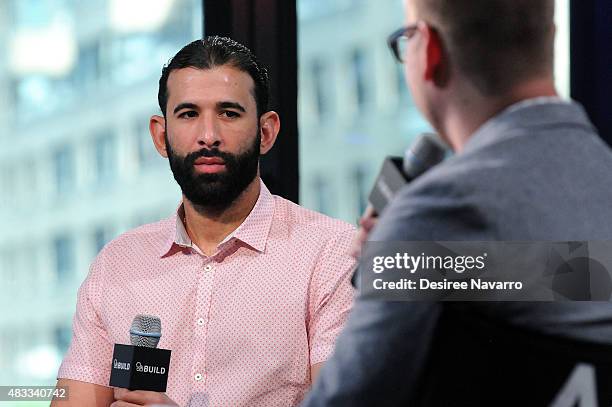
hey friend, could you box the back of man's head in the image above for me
[414,0,555,95]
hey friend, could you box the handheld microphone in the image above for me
[368,133,446,214]
[109,315,172,392]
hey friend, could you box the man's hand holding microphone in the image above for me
[350,133,446,260]
[111,387,177,407]
[109,315,178,407]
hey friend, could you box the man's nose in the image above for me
[197,114,221,148]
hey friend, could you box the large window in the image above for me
[0,0,201,389]
[53,146,75,196]
[53,234,75,282]
[298,0,571,223]
[298,0,431,222]
[93,130,116,185]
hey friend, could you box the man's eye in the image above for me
[222,111,240,118]
[179,111,198,118]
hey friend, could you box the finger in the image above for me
[115,389,168,404]
[359,208,378,230]
[111,401,141,407]
[145,397,178,407]
[114,388,128,400]
[349,241,361,258]
[356,227,369,244]
[350,228,368,258]
[360,216,377,232]
[349,242,361,258]
[363,204,376,218]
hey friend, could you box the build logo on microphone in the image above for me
[135,362,166,375]
[113,359,131,371]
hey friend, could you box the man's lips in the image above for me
[194,157,225,165]
[193,156,226,173]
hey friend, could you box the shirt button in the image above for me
[197,318,205,326]
[204,264,213,272]
[194,373,203,381]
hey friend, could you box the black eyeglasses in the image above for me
[387,23,419,63]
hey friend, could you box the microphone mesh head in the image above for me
[130,315,162,348]
[403,133,447,179]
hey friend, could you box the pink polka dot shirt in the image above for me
[57,181,356,406]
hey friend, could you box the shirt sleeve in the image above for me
[57,252,114,387]
[307,228,357,366]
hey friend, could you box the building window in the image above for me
[53,234,74,281]
[311,59,330,120]
[1,248,17,286]
[312,174,333,216]
[131,207,168,228]
[16,76,56,120]
[53,146,75,195]
[351,49,369,113]
[109,34,158,86]
[352,165,369,216]
[0,165,15,209]
[54,325,72,354]
[137,118,164,169]
[73,40,100,90]
[93,226,112,255]
[21,158,38,205]
[93,130,116,184]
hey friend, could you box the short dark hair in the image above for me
[158,36,270,117]
[415,0,555,95]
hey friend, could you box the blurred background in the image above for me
[0,0,569,405]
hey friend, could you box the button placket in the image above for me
[192,258,215,388]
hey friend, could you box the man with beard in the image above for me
[52,37,355,407]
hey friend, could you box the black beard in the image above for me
[165,130,261,211]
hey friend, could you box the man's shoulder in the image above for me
[97,216,174,258]
[405,120,612,202]
[271,195,355,240]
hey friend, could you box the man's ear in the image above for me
[423,23,444,83]
[259,111,281,155]
[150,115,168,158]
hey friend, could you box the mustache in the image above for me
[184,148,236,166]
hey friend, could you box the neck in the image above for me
[182,177,261,255]
[439,76,558,152]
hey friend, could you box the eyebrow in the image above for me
[172,101,247,115]
[217,101,246,113]
[173,102,198,115]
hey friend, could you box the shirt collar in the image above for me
[160,179,275,258]
[174,205,193,248]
